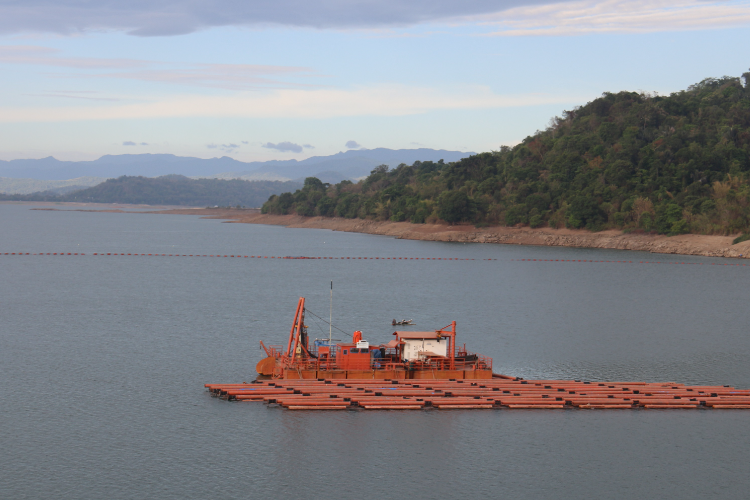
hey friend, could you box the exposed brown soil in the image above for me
[146,207,750,259]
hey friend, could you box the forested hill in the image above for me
[0,175,302,207]
[263,72,750,236]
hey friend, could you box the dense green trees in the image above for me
[437,191,475,223]
[263,72,750,236]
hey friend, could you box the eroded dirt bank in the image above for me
[148,208,750,259]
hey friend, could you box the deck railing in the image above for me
[266,345,284,358]
[279,347,492,372]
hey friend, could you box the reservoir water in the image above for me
[2,203,749,499]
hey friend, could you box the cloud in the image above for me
[0,84,590,123]
[123,141,136,146]
[262,141,304,153]
[140,142,148,146]
[0,46,318,91]
[206,144,218,149]
[477,0,750,36]
[0,0,746,38]
[0,1,567,36]
[0,45,146,69]
[100,63,318,91]
[241,140,249,144]
[303,144,314,149]
[26,92,122,102]
[345,140,361,149]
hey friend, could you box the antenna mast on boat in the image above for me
[328,281,333,346]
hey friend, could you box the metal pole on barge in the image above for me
[328,281,333,346]
[450,321,456,370]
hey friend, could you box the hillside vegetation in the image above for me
[0,175,302,207]
[263,72,750,236]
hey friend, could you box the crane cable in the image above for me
[305,308,353,339]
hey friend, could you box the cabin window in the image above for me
[343,349,348,355]
[350,348,359,353]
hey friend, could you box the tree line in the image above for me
[263,71,750,236]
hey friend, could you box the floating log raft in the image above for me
[204,378,750,410]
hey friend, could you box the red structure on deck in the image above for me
[256,297,493,380]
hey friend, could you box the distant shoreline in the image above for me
[149,207,750,260]
[15,203,749,259]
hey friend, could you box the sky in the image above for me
[0,0,749,162]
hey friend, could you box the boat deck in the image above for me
[205,377,750,410]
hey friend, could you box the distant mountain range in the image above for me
[0,175,302,208]
[0,148,475,194]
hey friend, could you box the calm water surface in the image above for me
[1,203,749,499]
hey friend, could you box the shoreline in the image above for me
[16,203,749,259]
[148,208,750,260]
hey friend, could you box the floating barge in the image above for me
[206,297,750,410]
[205,378,750,410]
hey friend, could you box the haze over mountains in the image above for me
[0,148,474,194]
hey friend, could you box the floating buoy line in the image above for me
[0,252,484,260]
[1,252,748,265]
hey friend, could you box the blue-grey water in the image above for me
[2,203,749,499]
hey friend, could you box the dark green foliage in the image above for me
[568,196,606,230]
[656,203,685,235]
[733,234,750,244]
[303,177,326,191]
[263,71,750,235]
[504,205,527,226]
[437,191,475,223]
[0,175,302,207]
[263,176,333,216]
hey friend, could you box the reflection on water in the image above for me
[2,203,750,499]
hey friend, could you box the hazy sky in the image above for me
[1,0,749,162]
